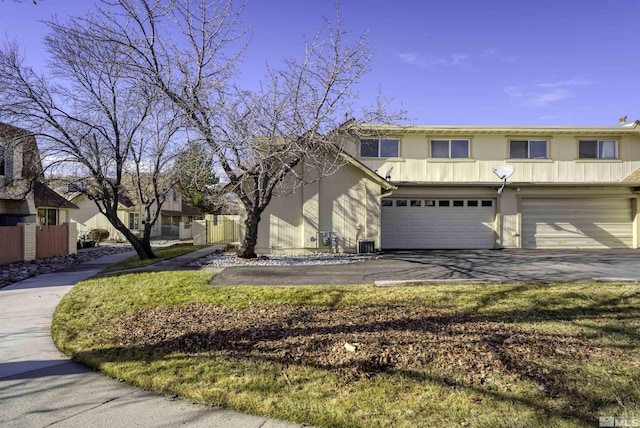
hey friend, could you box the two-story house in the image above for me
[63,180,203,241]
[0,122,41,225]
[356,119,640,250]
[1,123,77,226]
[249,118,640,253]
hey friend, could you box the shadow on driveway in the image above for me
[208,249,640,286]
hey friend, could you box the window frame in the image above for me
[359,138,400,158]
[509,139,548,159]
[129,212,140,230]
[578,139,618,160]
[37,208,58,226]
[430,139,470,159]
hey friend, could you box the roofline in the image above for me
[356,123,640,136]
[389,181,640,187]
[338,152,395,191]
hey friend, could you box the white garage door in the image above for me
[381,199,496,249]
[521,198,633,249]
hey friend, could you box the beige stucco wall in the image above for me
[353,131,640,184]
[68,195,131,241]
[255,162,384,254]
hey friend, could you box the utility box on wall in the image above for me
[316,231,337,253]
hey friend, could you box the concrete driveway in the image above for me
[208,249,640,285]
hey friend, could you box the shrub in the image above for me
[88,228,109,245]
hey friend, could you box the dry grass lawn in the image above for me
[53,272,640,427]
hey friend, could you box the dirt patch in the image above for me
[107,302,619,387]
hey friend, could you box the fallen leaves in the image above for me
[105,302,622,388]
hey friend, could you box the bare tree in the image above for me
[2,0,399,259]
[0,14,181,259]
[87,0,399,258]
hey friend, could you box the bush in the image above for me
[88,228,109,244]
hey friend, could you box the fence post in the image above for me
[65,222,78,255]
[18,223,36,262]
[192,220,208,245]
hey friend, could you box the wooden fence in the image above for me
[0,226,24,265]
[207,218,240,244]
[36,224,69,259]
[0,223,73,266]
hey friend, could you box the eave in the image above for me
[339,152,395,191]
[356,123,640,137]
[390,181,640,188]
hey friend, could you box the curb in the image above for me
[375,279,498,287]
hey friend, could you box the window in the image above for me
[360,138,399,158]
[431,139,470,159]
[509,140,548,159]
[381,200,393,207]
[467,200,479,207]
[395,200,407,207]
[37,208,57,225]
[579,140,618,159]
[425,200,436,206]
[410,200,422,207]
[129,212,140,230]
[0,148,4,176]
[481,200,493,207]
[453,200,464,207]
[438,200,450,207]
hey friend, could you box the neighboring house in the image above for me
[64,184,136,241]
[253,117,640,252]
[64,183,203,241]
[34,182,78,226]
[0,123,41,226]
[0,123,77,226]
[0,123,78,265]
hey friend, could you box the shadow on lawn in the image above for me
[73,291,640,426]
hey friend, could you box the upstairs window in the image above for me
[431,139,470,158]
[579,140,617,159]
[510,140,548,159]
[360,138,399,158]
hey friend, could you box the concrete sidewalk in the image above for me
[0,249,303,428]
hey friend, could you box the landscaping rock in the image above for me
[0,245,132,289]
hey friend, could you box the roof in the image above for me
[34,182,79,209]
[0,122,44,180]
[355,122,640,137]
[620,169,640,184]
[338,151,395,191]
[162,202,202,217]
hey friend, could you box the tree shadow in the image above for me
[73,296,640,426]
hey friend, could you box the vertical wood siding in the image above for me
[0,226,23,265]
[36,224,69,259]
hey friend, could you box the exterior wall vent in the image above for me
[358,239,375,254]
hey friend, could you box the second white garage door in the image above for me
[381,199,496,249]
[521,198,633,249]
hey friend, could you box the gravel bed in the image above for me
[0,245,133,289]
[189,252,375,268]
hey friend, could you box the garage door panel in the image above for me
[381,199,495,249]
[522,198,632,249]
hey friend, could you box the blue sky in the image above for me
[1,0,638,125]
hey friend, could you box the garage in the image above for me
[381,198,496,249]
[521,198,634,249]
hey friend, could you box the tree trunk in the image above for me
[118,225,157,260]
[238,210,261,259]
